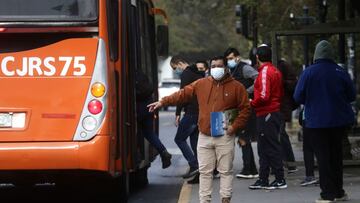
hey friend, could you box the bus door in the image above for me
[128,0,160,169]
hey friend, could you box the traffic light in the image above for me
[235,4,249,38]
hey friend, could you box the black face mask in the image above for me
[198,70,206,77]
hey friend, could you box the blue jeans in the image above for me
[174,114,199,168]
[137,100,166,153]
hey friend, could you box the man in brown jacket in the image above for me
[148,56,250,203]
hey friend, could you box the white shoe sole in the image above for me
[249,185,267,190]
[265,185,288,190]
[300,181,318,187]
[334,194,349,201]
[236,174,259,179]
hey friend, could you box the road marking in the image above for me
[177,182,192,203]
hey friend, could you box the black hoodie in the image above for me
[176,64,204,116]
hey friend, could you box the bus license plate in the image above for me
[0,113,12,128]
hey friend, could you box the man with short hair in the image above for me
[195,60,209,73]
[224,47,259,179]
[249,44,286,190]
[148,56,251,203]
[170,56,203,182]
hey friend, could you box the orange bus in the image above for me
[0,0,168,200]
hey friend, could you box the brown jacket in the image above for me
[161,74,251,136]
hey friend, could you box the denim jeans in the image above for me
[174,114,199,168]
[137,100,166,153]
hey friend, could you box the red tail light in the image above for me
[88,99,103,115]
[0,28,6,32]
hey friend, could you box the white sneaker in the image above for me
[315,198,334,203]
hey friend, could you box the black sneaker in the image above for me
[300,176,318,187]
[160,150,172,169]
[266,179,287,190]
[236,170,254,179]
[183,167,199,179]
[287,166,298,174]
[249,179,269,190]
[187,174,199,184]
[251,172,259,179]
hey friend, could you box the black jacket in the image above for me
[278,60,298,121]
[176,64,204,116]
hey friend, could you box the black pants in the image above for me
[238,134,258,173]
[238,110,257,173]
[302,127,315,177]
[257,112,284,181]
[280,119,296,164]
[308,127,346,200]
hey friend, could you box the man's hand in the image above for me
[175,115,180,127]
[147,101,163,112]
[238,138,246,146]
[226,125,235,136]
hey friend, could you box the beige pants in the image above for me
[197,132,235,203]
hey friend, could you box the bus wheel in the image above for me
[14,181,34,192]
[103,173,129,203]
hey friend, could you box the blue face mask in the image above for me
[174,68,183,76]
[227,59,238,69]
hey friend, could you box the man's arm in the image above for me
[250,67,271,107]
[344,72,356,102]
[148,80,198,112]
[242,64,258,94]
[293,71,307,105]
[175,74,186,116]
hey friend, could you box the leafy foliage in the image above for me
[154,0,359,73]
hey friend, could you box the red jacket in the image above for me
[251,62,283,116]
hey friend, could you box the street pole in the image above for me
[337,0,352,161]
[252,4,258,48]
[303,6,309,67]
[338,0,346,65]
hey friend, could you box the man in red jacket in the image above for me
[249,44,286,190]
[148,56,250,203]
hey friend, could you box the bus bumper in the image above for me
[0,136,110,171]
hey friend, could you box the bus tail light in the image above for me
[73,39,108,141]
[88,100,103,115]
[82,116,97,131]
[91,82,106,97]
[0,28,6,32]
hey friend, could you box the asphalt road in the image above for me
[129,110,186,203]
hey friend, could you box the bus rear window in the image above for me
[0,0,98,22]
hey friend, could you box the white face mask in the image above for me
[210,67,225,80]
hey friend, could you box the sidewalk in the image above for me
[185,134,360,203]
